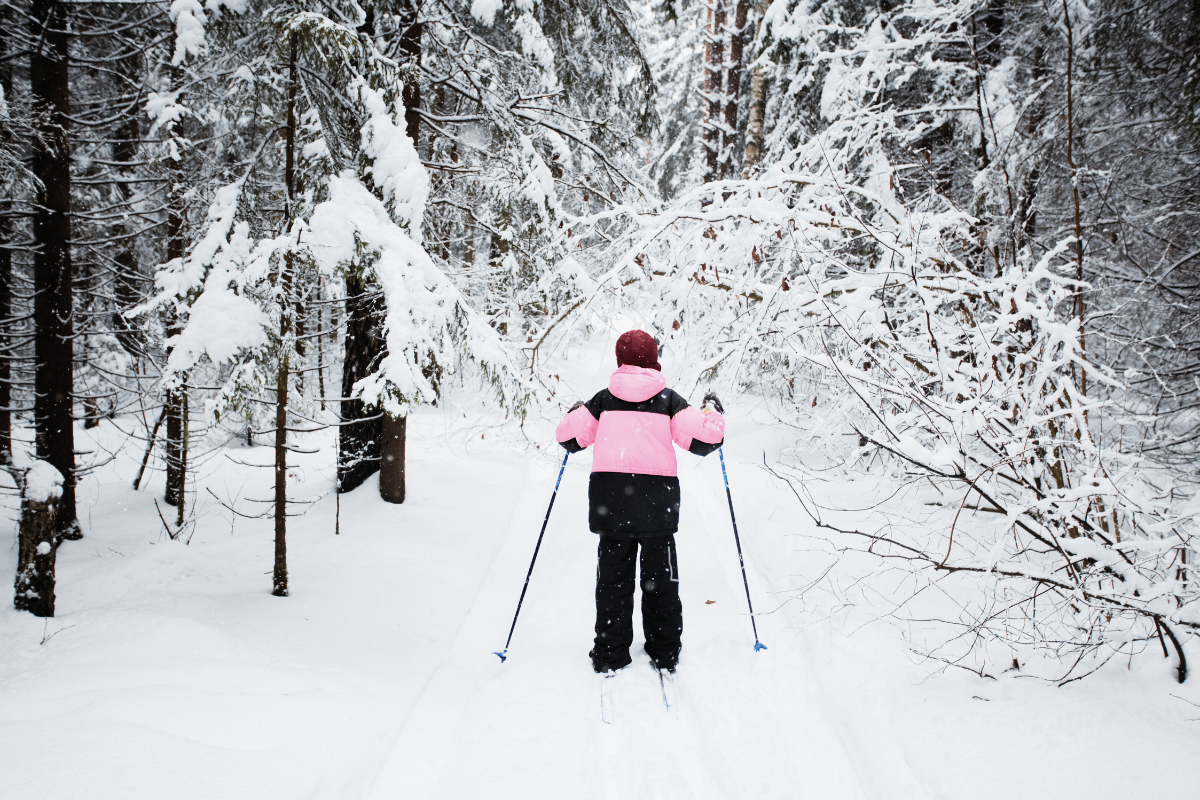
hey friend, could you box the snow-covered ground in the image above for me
[2,341,1198,799]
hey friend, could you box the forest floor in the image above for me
[2,340,1199,799]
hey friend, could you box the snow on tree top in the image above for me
[24,460,64,504]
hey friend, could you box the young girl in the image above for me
[556,330,726,673]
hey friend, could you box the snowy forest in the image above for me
[2,0,1199,796]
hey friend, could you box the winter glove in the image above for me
[702,391,724,414]
[569,400,585,412]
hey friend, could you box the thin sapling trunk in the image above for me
[273,35,299,597]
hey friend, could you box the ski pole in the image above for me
[719,448,767,652]
[493,450,570,663]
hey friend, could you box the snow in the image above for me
[163,270,270,374]
[145,90,188,137]
[356,83,429,226]
[168,0,208,65]
[1,342,1198,799]
[23,460,63,504]
[514,14,557,86]
[137,177,251,314]
[470,0,504,26]
[168,0,249,65]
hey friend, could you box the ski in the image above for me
[599,672,616,724]
[656,668,678,713]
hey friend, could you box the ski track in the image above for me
[366,446,875,800]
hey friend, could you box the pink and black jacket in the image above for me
[556,366,726,536]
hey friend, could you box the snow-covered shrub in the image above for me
[547,0,1198,683]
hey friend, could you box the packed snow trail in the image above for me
[364,349,885,800]
[365,449,871,800]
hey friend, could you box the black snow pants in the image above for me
[591,534,682,672]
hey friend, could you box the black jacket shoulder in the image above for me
[665,389,689,417]
[585,387,689,417]
[583,390,606,419]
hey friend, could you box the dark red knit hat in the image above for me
[615,330,661,371]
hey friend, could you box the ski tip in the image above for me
[493,650,508,663]
[754,640,768,652]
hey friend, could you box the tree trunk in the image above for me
[1061,0,1087,401]
[316,280,326,411]
[112,45,144,359]
[30,0,78,539]
[163,385,185,505]
[0,16,13,464]
[338,275,384,493]
[176,391,188,527]
[0,199,11,465]
[15,498,58,617]
[399,0,422,144]
[375,0,420,507]
[273,35,299,598]
[113,143,143,355]
[83,395,100,429]
[463,210,476,272]
[701,0,726,183]
[379,413,406,504]
[335,5,420,496]
[294,288,306,397]
[723,0,749,179]
[742,0,771,178]
[273,300,289,597]
[163,67,189,510]
[132,407,166,491]
[14,468,61,618]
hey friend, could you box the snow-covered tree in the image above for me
[136,2,527,594]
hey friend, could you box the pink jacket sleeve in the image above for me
[556,405,599,448]
[671,406,725,451]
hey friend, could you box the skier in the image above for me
[556,330,726,674]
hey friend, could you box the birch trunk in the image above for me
[701,0,726,183]
[741,0,771,177]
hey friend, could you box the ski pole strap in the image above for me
[495,450,570,662]
[719,448,767,652]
